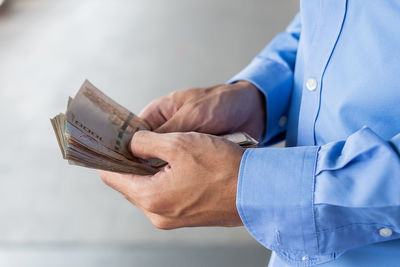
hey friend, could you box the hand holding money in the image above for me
[51,80,259,175]
[140,81,266,140]
[99,130,245,229]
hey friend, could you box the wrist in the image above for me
[231,80,258,90]
[231,81,266,140]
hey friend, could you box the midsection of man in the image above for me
[276,0,400,266]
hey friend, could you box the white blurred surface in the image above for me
[0,0,297,265]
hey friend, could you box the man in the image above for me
[99,1,400,266]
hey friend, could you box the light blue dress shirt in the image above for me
[228,1,400,266]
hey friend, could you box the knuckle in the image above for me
[99,173,112,186]
[142,198,160,213]
[153,97,172,111]
[168,90,179,99]
[133,130,148,141]
[142,99,159,114]
[100,177,110,187]
[171,134,187,148]
[151,217,174,230]
[150,97,164,106]
[168,140,182,152]
[169,88,191,100]
[164,135,184,155]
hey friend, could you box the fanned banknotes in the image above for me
[51,80,258,174]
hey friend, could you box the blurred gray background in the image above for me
[0,0,298,266]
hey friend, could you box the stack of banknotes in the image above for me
[51,80,258,175]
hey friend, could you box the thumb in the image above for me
[130,130,175,161]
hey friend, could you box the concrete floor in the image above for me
[0,0,298,266]
[0,244,271,267]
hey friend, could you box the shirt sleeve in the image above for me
[237,126,400,266]
[227,14,301,146]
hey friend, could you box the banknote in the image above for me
[51,80,258,174]
[66,80,149,160]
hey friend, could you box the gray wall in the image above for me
[0,0,298,266]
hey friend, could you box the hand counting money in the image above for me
[51,80,258,174]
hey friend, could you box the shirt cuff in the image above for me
[236,146,339,266]
[227,58,293,146]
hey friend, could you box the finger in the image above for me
[98,170,152,199]
[155,107,195,133]
[140,98,179,131]
[139,101,167,130]
[130,130,177,161]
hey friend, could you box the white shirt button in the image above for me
[306,78,318,91]
[302,256,309,261]
[278,116,287,127]
[379,228,393,237]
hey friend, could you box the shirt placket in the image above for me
[296,0,348,147]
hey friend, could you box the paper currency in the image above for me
[51,80,258,174]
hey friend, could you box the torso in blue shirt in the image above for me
[230,0,400,266]
[282,0,400,266]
